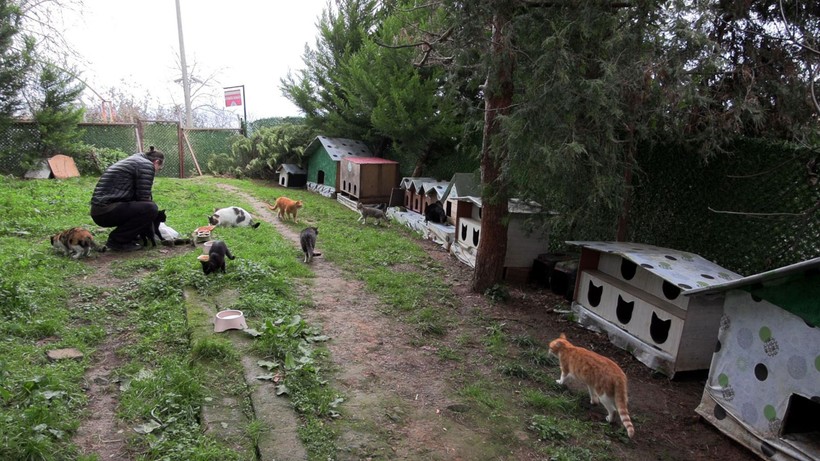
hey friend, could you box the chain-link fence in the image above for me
[628,139,819,275]
[0,120,240,178]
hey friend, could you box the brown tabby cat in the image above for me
[50,227,106,259]
[267,196,303,223]
[548,333,635,438]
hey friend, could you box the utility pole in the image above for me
[175,0,192,128]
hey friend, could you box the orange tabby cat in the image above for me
[267,196,303,223]
[548,333,635,438]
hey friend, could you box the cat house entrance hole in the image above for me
[781,393,820,448]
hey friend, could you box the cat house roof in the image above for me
[305,136,373,161]
[683,257,820,324]
[275,164,306,175]
[418,181,451,200]
[345,157,398,165]
[567,241,743,292]
[443,172,481,200]
[400,177,436,191]
[450,196,543,214]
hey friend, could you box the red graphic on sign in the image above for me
[224,89,243,107]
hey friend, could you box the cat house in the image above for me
[417,180,451,215]
[304,136,373,197]
[442,172,481,226]
[450,196,548,283]
[400,177,435,213]
[567,241,743,377]
[338,157,399,205]
[687,257,820,461]
[276,164,307,188]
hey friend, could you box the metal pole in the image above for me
[175,0,192,128]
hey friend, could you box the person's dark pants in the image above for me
[91,201,158,245]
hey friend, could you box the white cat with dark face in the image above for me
[208,207,261,228]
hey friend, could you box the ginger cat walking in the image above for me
[548,333,635,438]
[267,196,303,223]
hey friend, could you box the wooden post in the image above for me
[183,130,203,176]
[136,119,144,153]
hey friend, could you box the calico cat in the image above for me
[548,333,635,438]
[50,227,106,259]
[208,207,261,228]
[299,227,321,263]
[199,240,235,275]
[357,202,388,226]
[268,196,303,223]
[138,209,167,247]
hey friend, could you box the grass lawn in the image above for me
[0,176,617,461]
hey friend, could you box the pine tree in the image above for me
[0,0,33,126]
[30,63,85,160]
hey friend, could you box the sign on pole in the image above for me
[224,88,243,107]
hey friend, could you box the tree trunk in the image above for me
[472,8,514,294]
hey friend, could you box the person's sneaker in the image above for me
[106,241,143,252]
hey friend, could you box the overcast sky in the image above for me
[61,0,327,121]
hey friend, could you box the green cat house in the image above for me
[303,136,373,198]
[685,257,820,461]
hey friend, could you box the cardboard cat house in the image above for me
[24,154,80,179]
[338,157,399,205]
[567,241,743,376]
[686,257,820,461]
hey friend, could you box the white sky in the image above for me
[61,0,327,122]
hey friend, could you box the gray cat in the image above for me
[299,227,320,263]
[356,202,389,226]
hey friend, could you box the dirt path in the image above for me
[72,245,191,460]
[222,184,513,460]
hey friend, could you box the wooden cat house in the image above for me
[400,177,435,213]
[275,164,307,188]
[417,180,450,215]
[338,157,399,205]
[304,136,373,197]
[567,241,743,377]
[443,172,481,226]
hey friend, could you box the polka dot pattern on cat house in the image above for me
[688,257,820,461]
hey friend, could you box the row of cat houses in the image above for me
[395,174,550,283]
[296,135,550,282]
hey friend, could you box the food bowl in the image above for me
[214,310,247,333]
[202,240,214,254]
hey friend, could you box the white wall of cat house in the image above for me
[567,241,744,377]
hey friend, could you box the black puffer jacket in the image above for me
[90,153,156,212]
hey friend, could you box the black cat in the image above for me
[424,201,447,224]
[138,209,167,247]
[200,240,235,275]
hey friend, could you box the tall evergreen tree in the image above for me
[30,63,85,160]
[0,0,33,126]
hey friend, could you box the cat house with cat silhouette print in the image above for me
[567,241,743,377]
